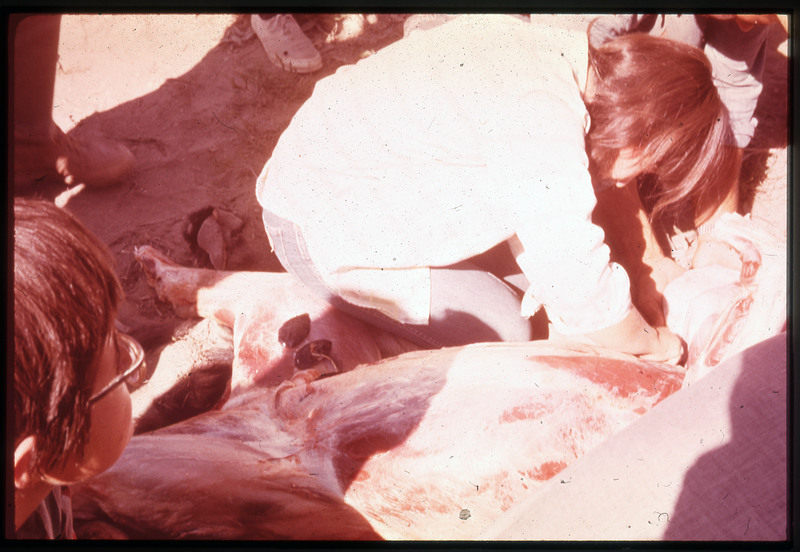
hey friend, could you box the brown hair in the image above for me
[14,198,122,476]
[585,31,738,225]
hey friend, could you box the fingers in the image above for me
[638,328,687,366]
[703,14,780,32]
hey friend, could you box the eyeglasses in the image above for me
[88,333,148,404]
[278,313,339,375]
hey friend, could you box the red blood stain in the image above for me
[528,461,568,481]
[498,402,554,424]
[536,355,681,401]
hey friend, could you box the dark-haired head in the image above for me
[14,198,123,476]
[585,31,739,225]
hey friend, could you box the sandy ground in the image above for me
[18,13,789,354]
[25,14,412,340]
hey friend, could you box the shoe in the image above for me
[14,123,135,188]
[403,14,460,37]
[250,14,322,73]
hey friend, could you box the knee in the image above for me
[429,264,532,344]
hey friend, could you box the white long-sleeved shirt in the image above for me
[257,14,632,335]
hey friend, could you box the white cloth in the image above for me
[257,14,632,334]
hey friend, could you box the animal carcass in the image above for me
[70,211,784,539]
[73,343,683,539]
[663,212,786,385]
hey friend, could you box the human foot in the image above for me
[14,123,134,188]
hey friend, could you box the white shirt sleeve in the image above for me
[511,178,633,336]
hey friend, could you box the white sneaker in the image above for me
[250,14,322,73]
[403,14,459,37]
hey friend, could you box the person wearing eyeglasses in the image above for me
[13,197,148,538]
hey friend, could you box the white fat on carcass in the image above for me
[663,213,786,386]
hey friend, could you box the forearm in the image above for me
[593,183,678,326]
[584,308,659,356]
[584,307,685,364]
[696,148,741,229]
[593,181,666,272]
[692,148,741,270]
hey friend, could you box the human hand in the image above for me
[637,326,687,366]
[584,307,685,365]
[651,256,686,291]
[704,14,783,32]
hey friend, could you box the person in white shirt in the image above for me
[586,14,785,327]
[256,15,736,363]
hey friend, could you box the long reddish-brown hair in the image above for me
[585,31,738,225]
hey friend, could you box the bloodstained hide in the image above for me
[70,214,783,539]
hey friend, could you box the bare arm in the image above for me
[584,307,686,365]
[705,13,787,32]
[592,182,685,328]
[693,147,742,267]
[696,147,741,228]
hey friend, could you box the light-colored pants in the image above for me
[262,211,532,348]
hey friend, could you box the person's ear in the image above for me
[14,435,39,489]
